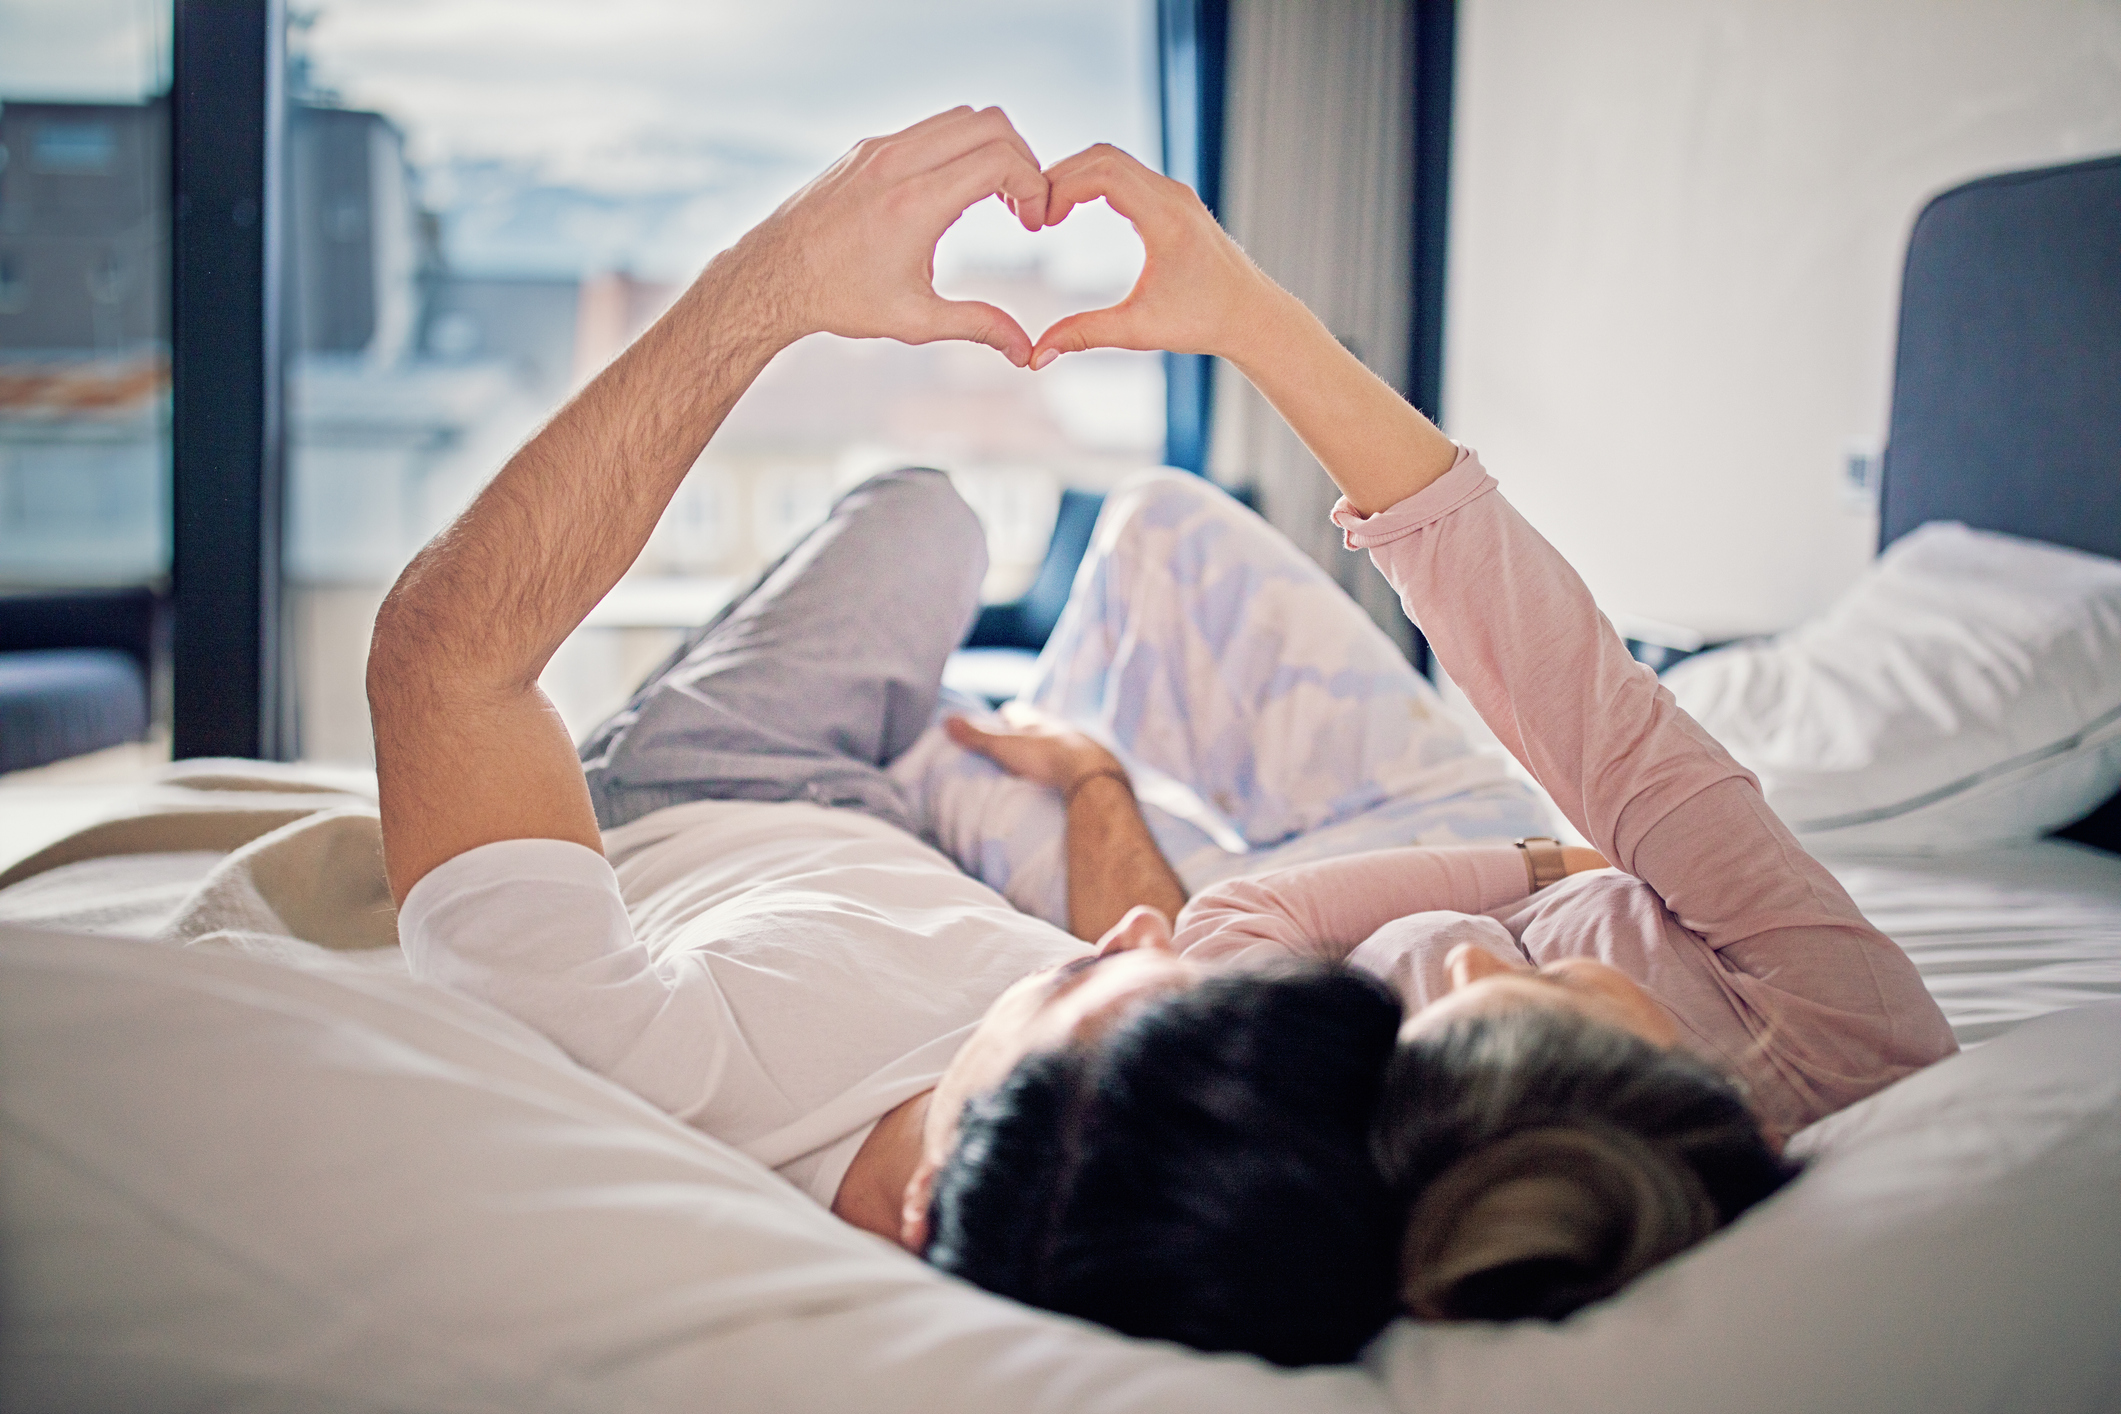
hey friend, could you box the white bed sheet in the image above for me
[7,823,2121,1052]
[1823,838,2121,1044]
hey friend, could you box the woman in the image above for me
[928,140,1956,1345]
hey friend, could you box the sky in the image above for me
[0,0,1159,285]
[0,0,168,100]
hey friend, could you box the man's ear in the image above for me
[899,1157,938,1252]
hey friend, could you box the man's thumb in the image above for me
[920,299,1033,366]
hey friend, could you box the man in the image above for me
[375,107,1540,1365]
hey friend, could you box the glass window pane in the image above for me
[0,1,174,771]
[286,0,1161,761]
[0,6,172,584]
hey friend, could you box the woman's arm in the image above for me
[1029,147,1955,1082]
[1030,146,1459,516]
[1026,143,1839,931]
[1174,846,1539,963]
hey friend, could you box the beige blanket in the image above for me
[0,759,397,952]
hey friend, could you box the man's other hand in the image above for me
[737,106,1051,367]
[944,704,1124,796]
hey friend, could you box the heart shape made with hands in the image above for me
[796,110,1246,374]
[966,139,1241,372]
[931,198,1148,365]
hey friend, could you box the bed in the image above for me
[4,159,2120,1411]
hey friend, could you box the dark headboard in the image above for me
[1879,154,2121,558]
[1876,154,2121,852]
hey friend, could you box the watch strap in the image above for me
[1516,836,1568,893]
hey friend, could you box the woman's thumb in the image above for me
[1030,305,1140,369]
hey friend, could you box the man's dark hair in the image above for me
[922,967,1405,1367]
[1374,1010,1801,1323]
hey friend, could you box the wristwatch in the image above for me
[1515,836,1568,893]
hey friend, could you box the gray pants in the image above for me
[579,467,988,835]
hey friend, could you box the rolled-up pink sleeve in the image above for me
[1173,845,1528,965]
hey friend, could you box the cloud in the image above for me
[307,0,1159,282]
[301,0,1154,170]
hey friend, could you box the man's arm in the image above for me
[943,709,1186,941]
[369,107,1053,905]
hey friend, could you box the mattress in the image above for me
[1823,838,2121,1044]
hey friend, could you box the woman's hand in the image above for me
[735,106,1053,367]
[944,704,1124,795]
[1028,143,1282,368]
[1026,142,1454,513]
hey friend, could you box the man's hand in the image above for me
[943,704,1123,795]
[1026,143,1277,369]
[944,705,1185,941]
[739,106,1052,366]
[370,108,1056,904]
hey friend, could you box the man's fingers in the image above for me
[882,105,979,146]
[918,138,1050,231]
[997,701,1054,728]
[1031,305,1146,366]
[943,714,998,754]
[879,106,1045,219]
[911,297,1034,366]
[960,108,1045,211]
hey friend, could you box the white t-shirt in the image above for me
[399,800,1088,1205]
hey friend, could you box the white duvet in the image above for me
[3,924,2117,1414]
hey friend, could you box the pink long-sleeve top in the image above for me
[1171,448,1957,1142]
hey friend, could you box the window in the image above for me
[31,119,118,174]
[286,0,1163,760]
[0,6,173,594]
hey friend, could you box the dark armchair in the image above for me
[0,587,160,774]
[946,488,1105,706]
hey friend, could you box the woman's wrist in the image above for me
[1216,278,1313,374]
[1218,280,1457,515]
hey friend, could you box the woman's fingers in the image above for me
[1031,142,1249,365]
[1042,143,1168,227]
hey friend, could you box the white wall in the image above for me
[1446,0,2121,638]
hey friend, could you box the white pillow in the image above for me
[1662,522,2121,852]
[1372,998,2121,1414]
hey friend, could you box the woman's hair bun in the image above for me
[1398,1123,1717,1322]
